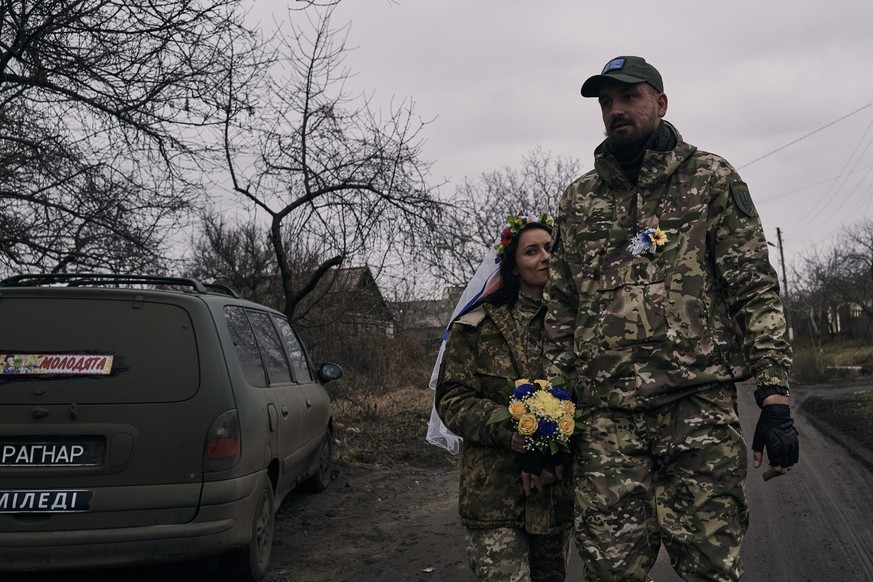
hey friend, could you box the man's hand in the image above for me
[752,403,799,481]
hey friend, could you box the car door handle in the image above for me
[306,399,312,408]
[281,405,289,416]
[267,403,278,431]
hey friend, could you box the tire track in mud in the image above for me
[738,381,873,582]
[789,384,873,581]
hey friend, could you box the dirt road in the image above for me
[736,380,873,581]
[8,380,873,581]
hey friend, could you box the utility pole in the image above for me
[776,227,794,341]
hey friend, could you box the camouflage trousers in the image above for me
[465,526,571,582]
[573,383,749,582]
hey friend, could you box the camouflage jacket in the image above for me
[544,123,792,410]
[436,301,572,534]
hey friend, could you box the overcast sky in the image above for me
[254,0,873,279]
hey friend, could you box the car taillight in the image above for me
[203,409,241,472]
[207,438,239,458]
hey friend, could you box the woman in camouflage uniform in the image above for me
[436,213,572,582]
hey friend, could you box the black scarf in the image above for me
[603,121,676,186]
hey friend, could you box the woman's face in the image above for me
[513,227,551,298]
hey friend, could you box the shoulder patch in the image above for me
[455,306,487,327]
[730,181,757,218]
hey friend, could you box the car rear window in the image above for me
[224,307,315,386]
[274,317,313,382]
[224,305,268,387]
[0,296,200,404]
[247,311,293,384]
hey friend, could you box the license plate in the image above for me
[0,489,93,513]
[0,439,104,466]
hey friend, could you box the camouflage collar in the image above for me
[514,292,544,317]
[595,122,697,189]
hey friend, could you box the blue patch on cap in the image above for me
[602,58,626,74]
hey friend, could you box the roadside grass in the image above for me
[800,389,873,461]
[791,337,873,384]
[332,385,456,470]
[318,330,457,471]
[794,336,873,465]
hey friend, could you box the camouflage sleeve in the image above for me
[710,167,792,389]
[543,189,579,387]
[434,322,514,450]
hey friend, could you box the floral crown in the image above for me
[493,211,554,265]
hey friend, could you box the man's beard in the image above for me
[606,124,651,158]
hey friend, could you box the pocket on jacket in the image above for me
[596,263,667,349]
[474,356,516,402]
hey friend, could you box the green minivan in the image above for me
[0,274,342,580]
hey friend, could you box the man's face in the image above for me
[597,79,667,151]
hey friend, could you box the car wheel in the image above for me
[220,481,275,581]
[303,430,333,493]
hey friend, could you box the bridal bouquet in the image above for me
[487,378,581,454]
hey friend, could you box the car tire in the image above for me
[220,481,275,581]
[302,430,333,493]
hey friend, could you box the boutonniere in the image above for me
[628,227,668,257]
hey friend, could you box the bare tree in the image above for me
[792,218,873,341]
[184,210,278,304]
[427,146,582,288]
[0,0,252,273]
[216,4,442,319]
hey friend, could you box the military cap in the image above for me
[581,56,664,97]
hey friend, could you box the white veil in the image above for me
[426,247,502,454]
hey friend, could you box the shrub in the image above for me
[790,344,829,384]
[790,337,873,385]
[298,324,454,468]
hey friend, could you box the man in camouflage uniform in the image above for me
[544,56,799,581]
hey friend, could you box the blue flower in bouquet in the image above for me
[548,386,571,401]
[536,417,559,439]
[513,380,537,400]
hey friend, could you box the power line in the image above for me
[738,100,873,170]
[756,163,873,203]
[792,116,873,231]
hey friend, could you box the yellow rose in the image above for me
[515,378,531,387]
[508,401,527,419]
[558,415,575,437]
[534,379,551,391]
[517,413,538,436]
[561,400,575,416]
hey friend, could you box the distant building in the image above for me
[391,286,463,341]
[791,300,872,341]
[230,266,395,337]
[295,266,395,337]
[833,301,872,338]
